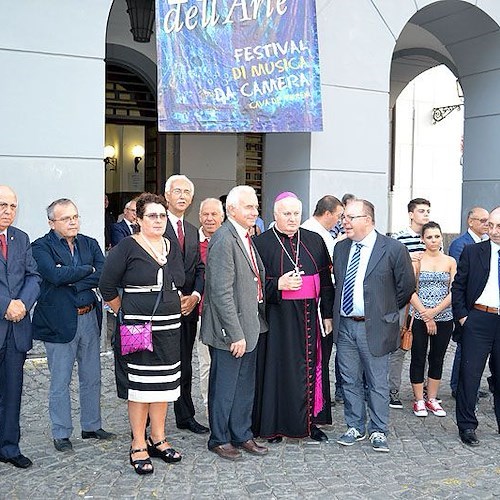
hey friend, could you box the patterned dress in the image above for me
[412,271,452,321]
[99,238,184,403]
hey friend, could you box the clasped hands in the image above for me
[5,299,27,323]
[420,307,437,335]
[180,293,199,316]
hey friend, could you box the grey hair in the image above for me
[165,175,194,196]
[226,186,256,209]
[273,196,302,215]
[46,198,76,221]
[199,197,224,215]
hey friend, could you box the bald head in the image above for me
[467,206,489,238]
[0,185,18,231]
[488,207,500,245]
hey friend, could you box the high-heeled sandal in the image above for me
[147,437,182,463]
[129,447,154,475]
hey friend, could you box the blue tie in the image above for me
[342,243,362,315]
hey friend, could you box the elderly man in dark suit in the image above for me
[164,175,207,434]
[0,186,41,469]
[201,185,268,460]
[32,198,113,452]
[452,206,500,446]
[110,199,137,247]
[333,200,414,453]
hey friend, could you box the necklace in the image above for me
[140,233,167,265]
[272,226,301,273]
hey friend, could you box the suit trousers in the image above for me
[337,317,390,435]
[0,326,26,458]
[456,309,500,432]
[174,316,197,425]
[195,320,210,410]
[45,310,102,439]
[207,346,256,449]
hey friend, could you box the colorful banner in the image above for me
[155,0,323,133]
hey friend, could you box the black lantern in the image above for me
[126,0,155,43]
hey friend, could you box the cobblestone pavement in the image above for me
[2,326,500,499]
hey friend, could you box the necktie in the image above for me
[0,234,7,260]
[342,243,362,315]
[246,233,263,301]
[131,223,140,234]
[177,220,185,252]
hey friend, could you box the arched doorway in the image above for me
[389,1,500,230]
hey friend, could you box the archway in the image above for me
[390,1,500,231]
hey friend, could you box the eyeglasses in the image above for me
[51,215,80,223]
[171,188,192,196]
[143,213,167,220]
[471,217,488,224]
[341,215,368,222]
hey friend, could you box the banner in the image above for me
[155,0,323,133]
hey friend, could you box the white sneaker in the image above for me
[426,398,446,417]
[413,399,428,417]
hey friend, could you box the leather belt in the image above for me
[77,303,94,315]
[473,303,500,315]
[348,316,365,322]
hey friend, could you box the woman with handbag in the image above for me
[409,221,456,418]
[99,193,185,475]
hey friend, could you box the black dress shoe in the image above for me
[267,436,283,444]
[459,429,480,446]
[54,438,73,452]
[177,418,209,434]
[81,429,115,440]
[310,426,329,442]
[0,454,32,469]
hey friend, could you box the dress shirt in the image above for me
[343,229,377,317]
[124,219,134,235]
[475,240,500,308]
[168,211,184,239]
[467,228,488,243]
[228,217,253,260]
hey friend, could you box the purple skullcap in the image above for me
[274,191,298,203]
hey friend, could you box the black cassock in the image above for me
[252,227,334,439]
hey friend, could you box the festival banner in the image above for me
[155,0,323,133]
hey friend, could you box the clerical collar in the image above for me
[273,227,298,239]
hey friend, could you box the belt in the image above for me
[473,303,500,315]
[77,303,94,315]
[347,316,365,322]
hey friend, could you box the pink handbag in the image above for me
[119,291,161,355]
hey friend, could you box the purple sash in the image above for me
[282,274,320,300]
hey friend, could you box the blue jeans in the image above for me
[337,317,390,435]
[45,311,102,439]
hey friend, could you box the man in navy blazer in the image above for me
[164,175,206,434]
[0,186,41,469]
[452,207,500,446]
[110,199,137,247]
[32,198,113,452]
[448,206,489,396]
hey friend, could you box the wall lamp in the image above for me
[104,145,117,171]
[132,145,145,172]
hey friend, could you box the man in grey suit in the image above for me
[201,185,268,461]
[332,200,414,452]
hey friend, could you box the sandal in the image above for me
[129,447,154,475]
[147,437,182,463]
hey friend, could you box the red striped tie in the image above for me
[0,234,7,260]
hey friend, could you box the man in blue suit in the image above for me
[32,198,113,452]
[0,186,41,469]
[448,207,489,397]
[452,206,500,446]
[110,199,137,247]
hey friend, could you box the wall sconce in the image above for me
[132,145,145,173]
[104,145,117,171]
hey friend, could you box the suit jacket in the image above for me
[110,220,132,247]
[451,240,491,324]
[0,226,41,352]
[165,218,204,320]
[448,231,475,262]
[200,220,267,352]
[332,231,415,356]
[31,230,104,343]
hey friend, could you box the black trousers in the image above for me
[456,308,500,432]
[174,316,197,424]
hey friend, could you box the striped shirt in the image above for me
[392,227,424,253]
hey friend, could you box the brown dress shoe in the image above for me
[240,439,269,455]
[210,443,242,461]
